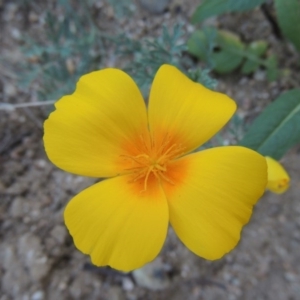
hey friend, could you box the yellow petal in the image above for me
[148,65,236,154]
[44,69,149,177]
[266,156,290,194]
[162,146,267,260]
[64,175,168,272]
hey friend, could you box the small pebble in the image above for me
[31,291,44,300]
[122,277,134,291]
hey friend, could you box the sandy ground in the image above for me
[1,1,300,299]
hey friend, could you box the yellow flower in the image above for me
[266,156,290,194]
[44,64,267,272]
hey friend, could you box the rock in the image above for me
[29,11,39,22]
[1,244,30,297]
[51,171,94,194]
[4,82,17,97]
[50,225,67,244]
[31,291,45,300]
[2,268,30,298]
[69,272,102,299]
[69,276,84,299]
[122,277,134,291]
[3,3,17,21]
[106,287,125,300]
[34,159,48,169]
[6,181,28,195]
[10,197,25,217]
[138,0,171,14]
[132,258,170,290]
[18,234,51,282]
[253,70,266,81]
[284,272,298,282]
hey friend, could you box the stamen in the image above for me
[121,134,184,191]
[159,172,175,185]
[143,166,154,191]
[155,134,171,156]
[154,164,166,172]
[161,143,177,156]
[121,154,147,166]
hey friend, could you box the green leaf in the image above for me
[239,89,300,159]
[274,0,300,52]
[241,40,268,74]
[192,0,266,24]
[213,31,245,73]
[187,28,245,73]
[187,30,209,60]
[188,28,276,77]
[192,0,228,23]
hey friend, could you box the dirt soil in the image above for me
[1,1,300,300]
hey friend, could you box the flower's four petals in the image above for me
[163,146,267,260]
[148,65,236,154]
[64,175,169,272]
[44,69,149,178]
[266,156,290,194]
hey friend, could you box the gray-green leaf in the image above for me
[187,28,245,74]
[239,89,300,159]
[241,40,268,74]
[274,0,300,52]
[192,0,266,24]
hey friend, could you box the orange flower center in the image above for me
[122,135,185,192]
